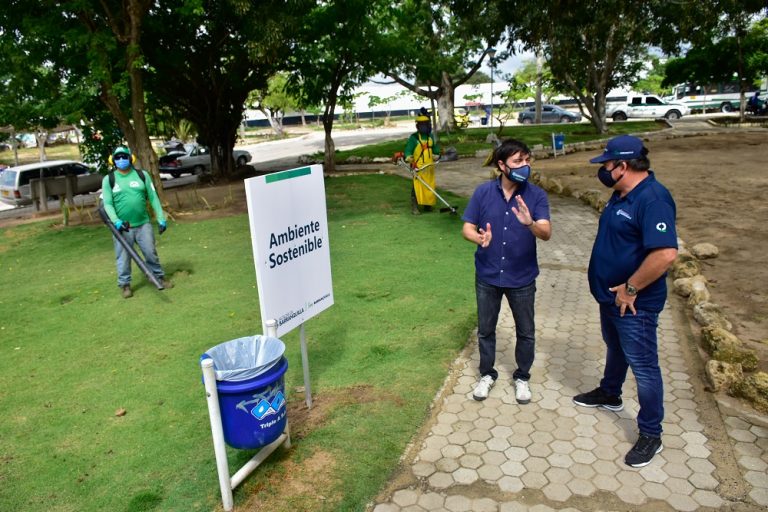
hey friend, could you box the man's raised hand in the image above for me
[478,223,492,248]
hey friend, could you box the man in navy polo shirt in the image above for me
[574,135,678,468]
[462,139,551,404]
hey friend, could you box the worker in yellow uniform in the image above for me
[404,108,441,214]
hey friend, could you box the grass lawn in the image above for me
[333,120,665,161]
[0,174,476,511]
[0,145,87,167]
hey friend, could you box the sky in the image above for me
[493,49,536,77]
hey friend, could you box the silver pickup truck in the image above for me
[605,94,690,121]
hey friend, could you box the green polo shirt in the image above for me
[102,168,165,227]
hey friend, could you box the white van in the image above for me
[0,160,101,206]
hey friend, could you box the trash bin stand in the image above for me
[201,331,291,511]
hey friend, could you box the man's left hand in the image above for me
[609,284,637,317]
[158,221,167,235]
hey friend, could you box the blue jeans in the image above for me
[476,277,536,382]
[114,222,165,287]
[598,304,664,437]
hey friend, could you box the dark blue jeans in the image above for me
[598,304,664,437]
[476,277,536,382]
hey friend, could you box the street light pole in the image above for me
[488,48,496,131]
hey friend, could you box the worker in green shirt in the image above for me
[102,146,172,298]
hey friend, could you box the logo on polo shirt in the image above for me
[616,209,632,220]
[656,222,667,232]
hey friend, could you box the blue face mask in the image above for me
[114,156,131,170]
[505,164,530,183]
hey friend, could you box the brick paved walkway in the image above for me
[371,160,768,511]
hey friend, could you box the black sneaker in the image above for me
[573,387,624,411]
[625,434,663,467]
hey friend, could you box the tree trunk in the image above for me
[269,114,284,137]
[90,0,166,204]
[429,94,439,139]
[10,127,19,167]
[436,72,456,132]
[209,127,237,181]
[323,126,336,173]
[321,71,344,172]
[591,95,609,134]
[562,71,609,134]
[736,31,746,122]
[35,130,48,162]
[535,52,544,124]
[125,0,164,203]
[322,103,336,173]
[209,140,226,182]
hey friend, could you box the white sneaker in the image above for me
[515,379,531,404]
[473,375,495,401]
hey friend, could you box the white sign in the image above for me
[245,164,334,336]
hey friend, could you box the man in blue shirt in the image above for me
[574,135,678,468]
[462,139,551,404]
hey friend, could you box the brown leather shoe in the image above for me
[122,285,133,298]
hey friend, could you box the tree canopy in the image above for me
[247,73,300,138]
[143,0,307,181]
[2,0,766,180]
[287,0,397,172]
[664,18,768,87]
[469,0,763,132]
[385,0,504,132]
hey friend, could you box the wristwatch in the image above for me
[625,281,639,296]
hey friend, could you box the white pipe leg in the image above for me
[201,359,234,511]
[300,323,313,409]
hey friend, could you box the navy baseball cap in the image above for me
[589,135,646,163]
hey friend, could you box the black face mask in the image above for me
[417,124,431,136]
[597,164,624,188]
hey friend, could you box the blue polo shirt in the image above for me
[588,172,677,312]
[463,178,550,288]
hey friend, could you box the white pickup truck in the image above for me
[605,94,690,121]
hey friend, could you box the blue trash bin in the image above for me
[202,336,288,450]
[553,133,565,150]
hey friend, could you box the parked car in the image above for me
[518,105,582,124]
[0,160,102,206]
[159,143,252,178]
[605,94,690,121]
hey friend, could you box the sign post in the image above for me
[244,164,334,408]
